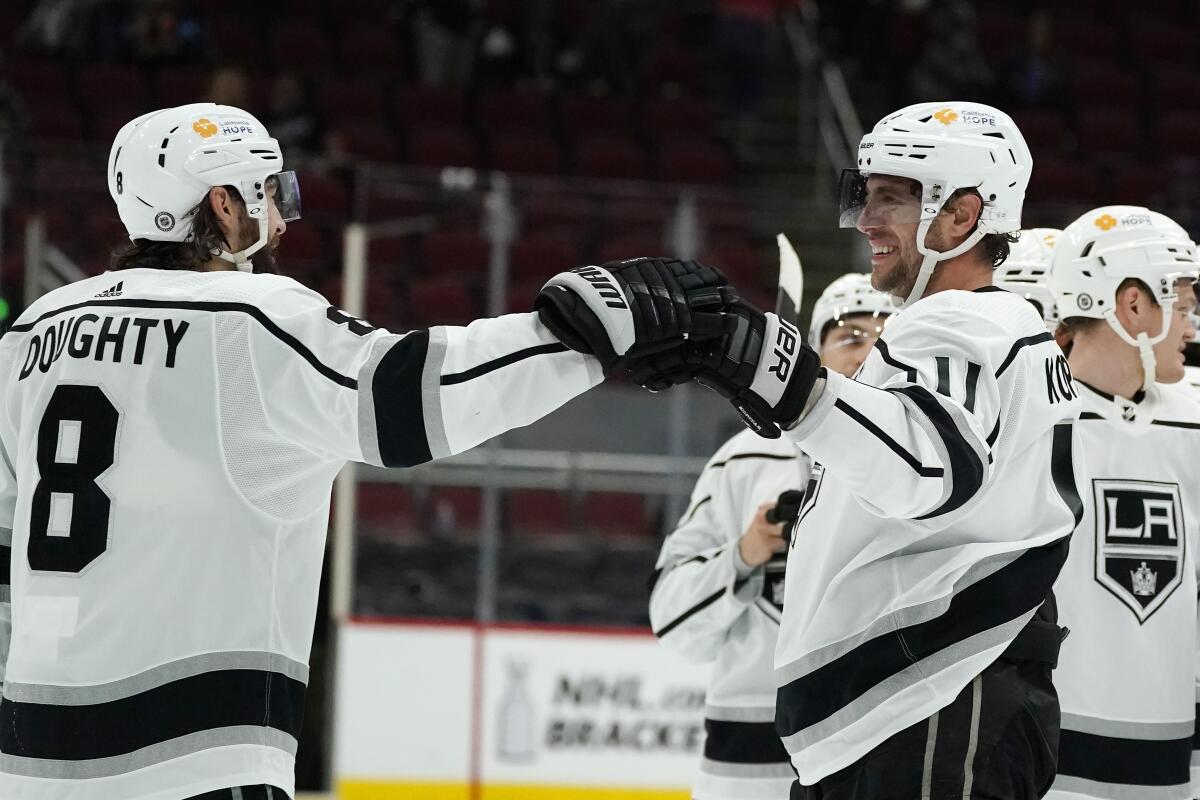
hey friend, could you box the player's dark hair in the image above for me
[944,188,1019,269]
[109,186,244,271]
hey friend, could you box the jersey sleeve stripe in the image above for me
[703,719,792,766]
[774,534,1068,746]
[709,452,798,470]
[888,386,987,521]
[994,331,1054,378]
[368,331,435,467]
[0,667,305,766]
[1057,729,1192,790]
[440,342,569,386]
[832,399,944,478]
[9,299,358,388]
[653,587,727,638]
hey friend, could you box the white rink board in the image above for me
[333,621,474,781]
[333,619,710,794]
[480,626,710,788]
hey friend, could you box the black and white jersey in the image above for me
[650,429,807,800]
[1045,381,1200,800]
[0,268,602,800]
[775,286,1084,784]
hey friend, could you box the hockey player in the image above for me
[1043,206,1200,800]
[637,102,1084,799]
[995,228,1061,332]
[0,104,743,800]
[649,274,896,800]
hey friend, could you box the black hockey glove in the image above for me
[534,257,735,374]
[635,300,822,438]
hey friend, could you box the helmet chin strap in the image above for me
[1102,303,1173,393]
[215,208,270,273]
[896,219,987,309]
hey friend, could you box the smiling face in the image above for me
[855,175,929,297]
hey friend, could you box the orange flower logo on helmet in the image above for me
[1093,214,1118,231]
[933,108,959,125]
[192,118,219,138]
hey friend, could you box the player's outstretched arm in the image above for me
[237,260,733,470]
[649,435,796,662]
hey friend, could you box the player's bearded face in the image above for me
[232,202,282,275]
[857,176,925,297]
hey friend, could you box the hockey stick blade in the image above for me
[776,233,804,329]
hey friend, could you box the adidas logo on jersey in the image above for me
[95,282,124,298]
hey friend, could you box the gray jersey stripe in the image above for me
[0,726,296,779]
[705,705,775,723]
[0,527,11,547]
[1050,775,1192,800]
[1060,713,1195,741]
[3,651,309,705]
[700,758,795,779]
[0,586,9,603]
[960,674,983,798]
[781,612,1030,754]
[422,327,451,460]
[774,547,1024,687]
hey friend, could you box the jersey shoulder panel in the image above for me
[709,427,799,465]
[884,288,1051,367]
[1153,381,1200,424]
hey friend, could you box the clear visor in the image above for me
[821,313,890,351]
[266,170,302,222]
[837,169,925,229]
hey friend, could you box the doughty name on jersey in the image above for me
[17,313,190,380]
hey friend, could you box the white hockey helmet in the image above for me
[994,228,1060,328]
[1049,206,1199,391]
[839,102,1032,308]
[107,103,301,271]
[808,272,898,346]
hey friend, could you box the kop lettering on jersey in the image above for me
[18,314,190,381]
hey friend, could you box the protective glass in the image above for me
[837,170,924,229]
[267,170,302,222]
[821,313,890,351]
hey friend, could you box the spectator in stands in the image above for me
[207,66,249,109]
[265,73,322,157]
[715,0,783,163]
[409,0,476,88]
[998,9,1066,110]
[130,0,204,68]
[908,0,994,101]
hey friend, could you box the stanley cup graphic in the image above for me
[497,660,535,762]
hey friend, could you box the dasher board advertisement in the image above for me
[334,619,711,800]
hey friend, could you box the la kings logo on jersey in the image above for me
[1093,479,1186,623]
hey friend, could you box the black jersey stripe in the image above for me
[709,452,797,469]
[372,331,434,467]
[679,495,712,525]
[0,668,304,762]
[775,534,1068,739]
[1079,411,1105,420]
[833,399,944,478]
[873,339,918,382]
[9,298,359,388]
[704,719,790,766]
[995,332,1054,378]
[0,541,9,588]
[440,342,569,386]
[1151,419,1200,430]
[890,386,986,520]
[1058,729,1192,787]
[653,587,726,638]
[1050,421,1084,527]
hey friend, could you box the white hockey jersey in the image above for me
[650,429,807,800]
[775,286,1084,783]
[0,268,602,800]
[1045,381,1200,800]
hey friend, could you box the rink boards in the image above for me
[333,618,711,799]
